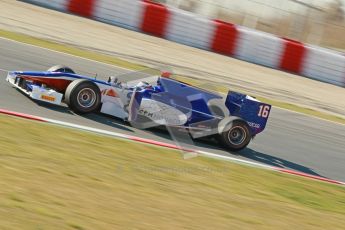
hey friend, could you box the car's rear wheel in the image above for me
[218,120,251,151]
[65,79,101,114]
[47,65,75,74]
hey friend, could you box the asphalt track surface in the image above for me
[1,38,345,182]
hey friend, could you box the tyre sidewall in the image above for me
[65,80,101,114]
[218,120,252,151]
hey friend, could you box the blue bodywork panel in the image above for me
[131,77,271,135]
[226,92,271,135]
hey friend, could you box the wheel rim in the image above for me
[77,88,97,108]
[227,126,247,146]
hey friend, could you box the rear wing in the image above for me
[225,92,271,135]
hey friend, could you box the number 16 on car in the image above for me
[258,105,271,118]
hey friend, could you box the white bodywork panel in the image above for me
[97,84,131,120]
[138,98,188,126]
[7,73,63,105]
[30,85,63,105]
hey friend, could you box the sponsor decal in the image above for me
[139,109,154,118]
[41,95,56,102]
[106,89,118,97]
[138,99,188,126]
[248,122,261,129]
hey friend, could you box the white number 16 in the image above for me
[258,105,270,118]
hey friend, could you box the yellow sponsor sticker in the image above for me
[41,95,56,102]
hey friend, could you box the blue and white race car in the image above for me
[6,65,271,151]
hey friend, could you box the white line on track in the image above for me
[0,108,344,185]
[0,68,9,72]
[44,117,269,167]
[1,108,273,170]
[0,37,131,71]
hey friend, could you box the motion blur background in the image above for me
[156,0,345,50]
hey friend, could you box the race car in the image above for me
[6,65,271,151]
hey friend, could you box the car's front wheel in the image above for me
[65,79,101,114]
[218,120,252,151]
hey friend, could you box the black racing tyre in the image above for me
[47,65,75,74]
[217,120,252,152]
[65,79,101,114]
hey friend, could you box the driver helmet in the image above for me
[136,81,151,89]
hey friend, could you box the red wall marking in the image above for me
[211,20,238,55]
[141,0,170,37]
[279,38,306,74]
[68,0,97,18]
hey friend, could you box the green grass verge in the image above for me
[0,114,344,229]
[1,29,344,125]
